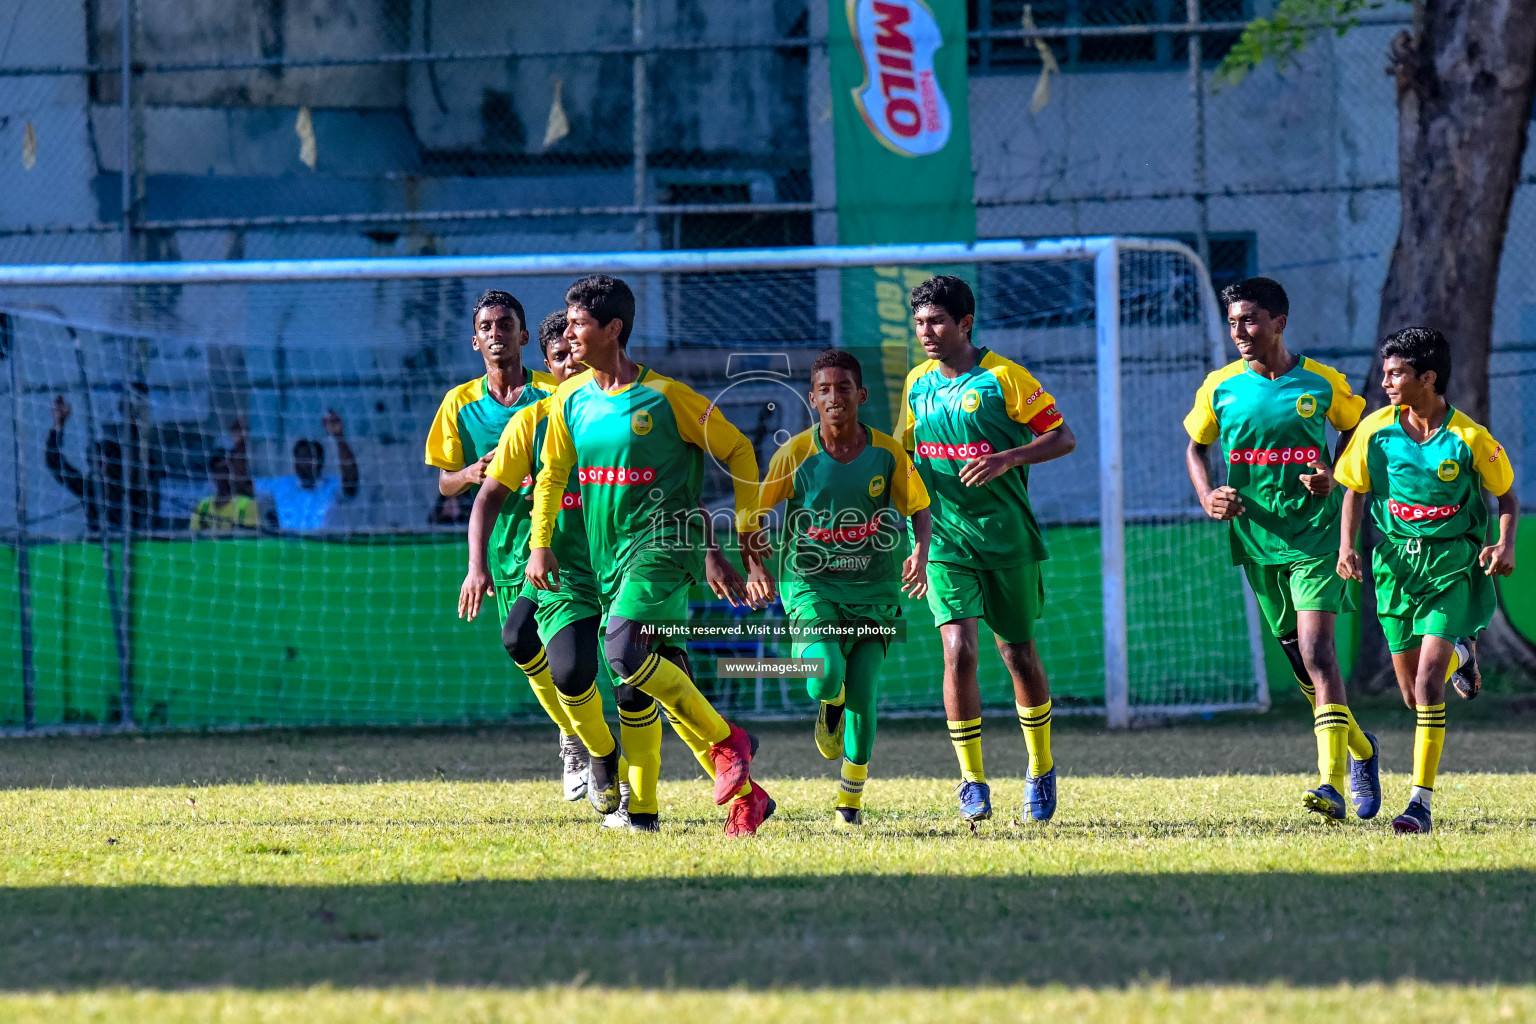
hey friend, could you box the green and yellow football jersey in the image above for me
[758,423,929,608]
[1335,404,1513,544]
[530,366,764,599]
[1184,356,1365,565]
[486,395,592,584]
[897,349,1064,568]
[424,369,556,583]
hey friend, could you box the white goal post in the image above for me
[0,237,1267,730]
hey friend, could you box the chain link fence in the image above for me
[0,1,1532,727]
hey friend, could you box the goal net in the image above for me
[0,239,1266,731]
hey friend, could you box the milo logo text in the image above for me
[847,0,953,156]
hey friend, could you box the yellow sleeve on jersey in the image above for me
[529,381,581,550]
[871,429,930,516]
[662,378,766,532]
[1334,405,1396,493]
[1447,411,1515,497]
[487,399,544,492]
[424,379,483,471]
[895,361,933,451]
[1303,357,1367,431]
[984,353,1064,436]
[1183,361,1243,445]
[758,431,815,513]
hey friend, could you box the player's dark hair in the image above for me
[473,289,526,332]
[292,438,324,467]
[565,275,635,347]
[909,275,975,325]
[810,348,863,389]
[537,309,568,358]
[1380,326,1451,395]
[1220,277,1289,319]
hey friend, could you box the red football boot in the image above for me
[709,722,754,805]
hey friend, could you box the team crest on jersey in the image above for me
[1295,394,1318,418]
[631,410,653,436]
[1437,459,1460,482]
[961,389,981,413]
[868,475,886,497]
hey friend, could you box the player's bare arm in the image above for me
[957,422,1076,487]
[1185,437,1245,520]
[439,453,494,496]
[458,476,513,621]
[902,506,932,599]
[740,527,776,608]
[699,498,752,608]
[1480,488,1520,577]
[525,546,560,592]
[1297,426,1353,498]
[1336,488,1367,581]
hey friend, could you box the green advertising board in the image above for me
[829,0,976,429]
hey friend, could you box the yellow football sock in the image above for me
[1016,700,1054,777]
[619,703,663,815]
[514,648,575,736]
[837,759,868,810]
[1294,674,1316,704]
[663,708,716,778]
[1292,670,1372,762]
[947,718,985,783]
[629,652,730,746]
[827,684,846,708]
[1313,704,1349,792]
[1442,647,1463,682]
[1343,707,1374,761]
[1413,703,1447,792]
[556,683,615,759]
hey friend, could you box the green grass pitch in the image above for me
[1,713,1534,1022]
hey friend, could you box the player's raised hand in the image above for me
[1336,546,1363,582]
[900,548,929,599]
[51,394,71,427]
[458,567,494,621]
[525,547,561,591]
[1479,540,1516,577]
[705,545,748,608]
[1298,459,1335,497]
[1201,485,1244,520]
[958,451,1011,487]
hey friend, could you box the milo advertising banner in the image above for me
[830,0,975,430]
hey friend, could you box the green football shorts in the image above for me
[603,547,697,626]
[493,577,528,627]
[783,582,902,658]
[519,569,603,645]
[1242,554,1357,638]
[925,559,1043,644]
[1371,535,1495,653]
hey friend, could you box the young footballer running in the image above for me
[758,349,932,826]
[1336,326,1518,835]
[1184,277,1382,822]
[526,274,778,837]
[425,291,584,800]
[898,275,1076,825]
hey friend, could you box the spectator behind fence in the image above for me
[255,410,359,531]
[428,491,472,525]
[190,453,259,533]
[45,395,164,532]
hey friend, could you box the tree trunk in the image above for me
[1351,0,1536,692]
